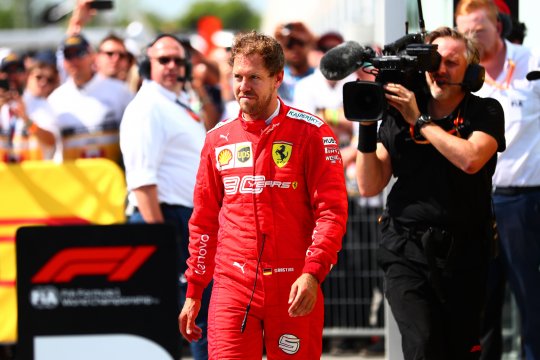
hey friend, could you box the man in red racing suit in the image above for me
[179,31,348,359]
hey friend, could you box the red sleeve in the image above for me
[302,124,348,283]
[185,136,222,299]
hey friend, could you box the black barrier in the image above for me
[16,224,181,360]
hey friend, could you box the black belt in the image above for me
[493,186,540,196]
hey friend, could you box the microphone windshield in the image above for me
[320,41,366,81]
[526,71,540,81]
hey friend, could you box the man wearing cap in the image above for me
[456,1,540,359]
[274,21,316,103]
[47,33,132,163]
[0,53,56,162]
[67,0,135,84]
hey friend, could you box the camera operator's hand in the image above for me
[384,83,421,125]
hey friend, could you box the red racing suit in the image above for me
[185,99,348,359]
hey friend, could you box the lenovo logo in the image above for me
[32,246,156,284]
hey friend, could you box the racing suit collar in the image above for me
[240,98,285,133]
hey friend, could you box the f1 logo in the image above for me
[32,246,156,283]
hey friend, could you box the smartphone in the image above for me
[88,1,113,10]
[0,78,10,91]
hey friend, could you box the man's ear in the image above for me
[275,69,284,87]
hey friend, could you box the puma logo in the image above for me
[233,261,246,274]
[220,133,230,141]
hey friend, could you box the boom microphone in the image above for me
[320,41,370,81]
[526,71,540,81]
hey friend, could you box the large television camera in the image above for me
[320,0,440,122]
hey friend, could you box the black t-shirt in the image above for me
[379,93,505,229]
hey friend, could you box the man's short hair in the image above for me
[229,31,284,76]
[98,33,127,50]
[455,0,500,26]
[425,26,480,65]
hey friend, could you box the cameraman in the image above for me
[355,27,505,359]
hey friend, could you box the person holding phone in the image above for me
[0,53,56,162]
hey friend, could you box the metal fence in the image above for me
[323,196,385,337]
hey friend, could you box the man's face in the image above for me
[283,36,310,69]
[96,39,131,80]
[1,64,27,94]
[63,48,95,85]
[456,8,499,60]
[148,37,186,93]
[27,67,58,98]
[233,53,282,120]
[425,37,469,101]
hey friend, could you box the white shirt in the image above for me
[48,73,133,131]
[120,80,206,208]
[292,69,356,114]
[476,41,540,187]
[23,92,58,135]
[22,92,59,159]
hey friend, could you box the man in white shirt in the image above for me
[120,34,210,360]
[48,34,133,162]
[456,1,540,359]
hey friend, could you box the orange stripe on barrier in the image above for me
[0,217,90,226]
[0,280,16,287]
[0,236,14,243]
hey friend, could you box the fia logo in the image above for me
[30,286,59,309]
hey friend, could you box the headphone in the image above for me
[138,33,192,82]
[461,63,485,92]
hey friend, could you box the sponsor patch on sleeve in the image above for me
[286,109,324,127]
[323,145,342,164]
[322,136,337,146]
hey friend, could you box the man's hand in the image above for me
[288,273,319,317]
[179,298,202,342]
[383,83,421,125]
[67,0,97,35]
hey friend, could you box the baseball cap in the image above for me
[316,31,344,53]
[33,50,57,66]
[61,34,91,59]
[0,52,25,73]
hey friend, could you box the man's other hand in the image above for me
[288,273,319,317]
[179,297,202,342]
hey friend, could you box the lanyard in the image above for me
[176,100,201,122]
[484,59,515,90]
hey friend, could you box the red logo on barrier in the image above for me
[32,246,156,283]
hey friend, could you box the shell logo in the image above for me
[218,149,233,167]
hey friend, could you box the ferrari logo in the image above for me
[272,142,292,168]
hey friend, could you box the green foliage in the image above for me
[178,0,260,31]
[0,6,16,29]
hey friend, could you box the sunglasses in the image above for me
[2,64,25,74]
[99,50,129,59]
[286,38,306,50]
[154,57,186,66]
[34,74,56,85]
